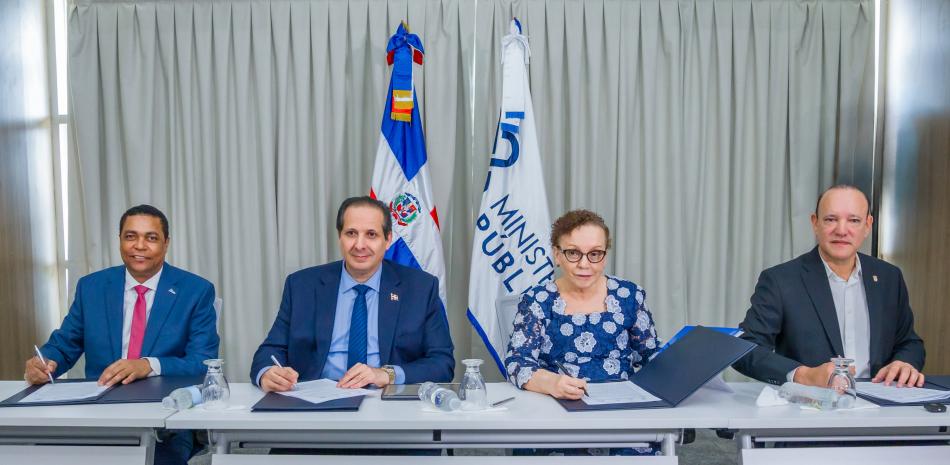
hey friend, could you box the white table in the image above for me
[724,382,950,447]
[0,380,173,464]
[166,382,741,456]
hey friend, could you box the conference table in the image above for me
[166,382,738,456]
[0,380,168,464]
[723,382,950,464]
[1,379,948,464]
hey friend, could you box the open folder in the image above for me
[855,377,950,407]
[557,325,755,411]
[0,375,204,407]
[251,392,365,412]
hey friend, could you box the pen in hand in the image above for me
[270,355,296,390]
[34,345,55,384]
[554,360,588,396]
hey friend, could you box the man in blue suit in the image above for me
[25,204,219,465]
[251,196,454,392]
[734,185,925,388]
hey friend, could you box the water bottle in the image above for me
[779,382,855,410]
[161,385,202,410]
[418,381,461,412]
[459,359,489,411]
[201,359,230,410]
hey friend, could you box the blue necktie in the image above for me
[347,284,370,369]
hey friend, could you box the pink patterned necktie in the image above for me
[127,285,149,359]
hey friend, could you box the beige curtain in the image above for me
[68,0,873,381]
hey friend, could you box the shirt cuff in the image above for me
[255,366,272,387]
[392,365,406,385]
[787,366,799,383]
[144,357,161,377]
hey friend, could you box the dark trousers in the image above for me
[154,430,197,465]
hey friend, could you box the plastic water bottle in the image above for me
[779,382,854,410]
[161,385,203,410]
[418,381,462,411]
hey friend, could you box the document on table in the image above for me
[583,381,661,405]
[856,382,950,403]
[18,381,109,404]
[277,379,372,404]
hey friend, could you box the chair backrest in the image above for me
[494,294,523,351]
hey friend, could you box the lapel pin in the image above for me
[169,288,177,294]
[872,275,878,283]
[390,293,399,302]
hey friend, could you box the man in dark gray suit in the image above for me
[734,185,925,388]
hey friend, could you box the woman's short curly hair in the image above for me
[550,209,611,250]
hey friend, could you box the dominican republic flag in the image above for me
[370,23,447,307]
[468,19,554,375]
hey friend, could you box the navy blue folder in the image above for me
[557,325,756,411]
[855,376,950,407]
[0,375,204,407]
[251,392,365,412]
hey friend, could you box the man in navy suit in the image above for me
[251,196,454,392]
[25,204,219,465]
[734,185,925,388]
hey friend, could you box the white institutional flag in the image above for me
[467,19,554,375]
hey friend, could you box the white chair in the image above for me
[494,294,523,351]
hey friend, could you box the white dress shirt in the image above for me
[123,267,163,376]
[821,255,871,378]
[788,256,871,381]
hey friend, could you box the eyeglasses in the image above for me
[556,247,607,263]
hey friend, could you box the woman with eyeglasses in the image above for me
[504,209,662,456]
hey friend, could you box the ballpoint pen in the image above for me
[34,345,55,384]
[490,396,516,408]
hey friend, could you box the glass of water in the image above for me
[459,358,488,411]
[828,357,857,401]
[201,359,230,410]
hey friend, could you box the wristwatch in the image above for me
[381,365,397,385]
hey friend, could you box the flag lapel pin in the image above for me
[390,293,399,302]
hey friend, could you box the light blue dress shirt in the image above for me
[256,264,404,385]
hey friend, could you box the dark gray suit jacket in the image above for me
[733,247,925,385]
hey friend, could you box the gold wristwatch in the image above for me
[381,365,397,385]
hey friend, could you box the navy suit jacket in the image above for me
[733,247,925,385]
[250,260,455,385]
[41,263,220,379]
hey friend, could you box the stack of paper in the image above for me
[582,381,661,405]
[277,379,372,405]
[18,382,109,404]
[856,382,950,404]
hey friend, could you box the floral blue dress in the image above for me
[504,276,662,456]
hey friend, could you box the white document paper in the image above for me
[276,379,372,404]
[856,382,950,404]
[583,381,662,405]
[18,381,109,404]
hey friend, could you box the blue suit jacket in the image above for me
[733,247,925,385]
[41,263,220,379]
[250,260,455,385]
